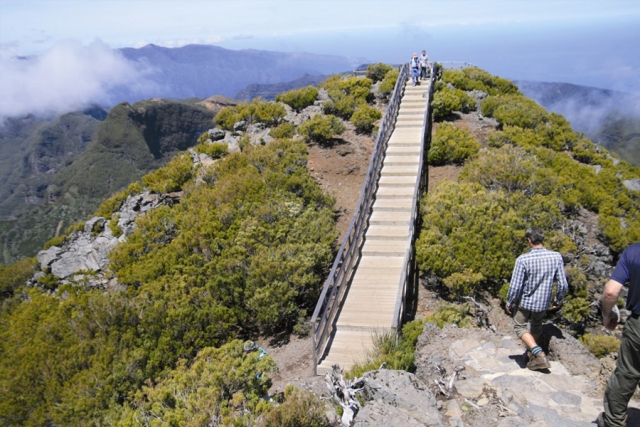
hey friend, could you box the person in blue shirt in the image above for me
[410,53,420,86]
[598,242,640,427]
[505,226,568,371]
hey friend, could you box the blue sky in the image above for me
[1,0,639,118]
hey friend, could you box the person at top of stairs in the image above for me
[410,53,420,86]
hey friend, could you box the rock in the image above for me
[360,369,444,426]
[208,128,226,141]
[541,324,602,381]
[233,120,247,132]
[623,178,640,192]
[34,191,178,286]
[353,400,427,427]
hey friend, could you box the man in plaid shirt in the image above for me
[505,226,568,370]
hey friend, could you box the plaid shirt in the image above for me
[507,247,568,312]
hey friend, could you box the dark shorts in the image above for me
[513,306,546,338]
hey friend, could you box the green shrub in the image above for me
[379,68,399,96]
[432,86,475,121]
[64,221,86,236]
[119,340,277,426]
[95,181,143,219]
[298,114,346,143]
[425,303,475,328]
[260,386,332,427]
[442,67,520,96]
[573,138,605,164]
[350,104,382,134]
[366,62,394,83]
[214,99,287,130]
[416,181,565,294]
[108,214,123,238]
[195,141,229,159]
[275,86,319,112]
[142,153,194,193]
[269,122,296,139]
[428,122,481,165]
[321,75,373,119]
[349,319,427,378]
[560,297,591,324]
[432,89,463,121]
[322,93,362,119]
[442,269,485,298]
[43,235,66,250]
[214,106,242,130]
[460,144,558,197]
[0,257,37,300]
[481,95,549,129]
[579,334,620,358]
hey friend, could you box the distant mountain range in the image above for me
[115,44,358,103]
[517,80,640,166]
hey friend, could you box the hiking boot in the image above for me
[523,349,532,363]
[596,411,628,427]
[526,352,550,370]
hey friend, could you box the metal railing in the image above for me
[311,64,409,374]
[438,61,476,70]
[391,66,436,330]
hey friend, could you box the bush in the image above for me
[580,334,620,358]
[95,181,143,219]
[269,122,296,139]
[0,257,37,301]
[142,153,194,193]
[481,95,549,129]
[460,144,558,197]
[560,296,590,324]
[321,75,373,119]
[350,104,382,134]
[425,303,475,328]
[298,114,346,143]
[349,319,426,377]
[416,181,566,294]
[441,67,520,96]
[428,122,481,165]
[366,62,394,83]
[323,93,361,119]
[378,68,399,96]
[43,235,66,250]
[195,141,229,159]
[214,99,287,130]
[260,386,332,427]
[275,86,319,112]
[432,87,474,121]
[108,214,123,238]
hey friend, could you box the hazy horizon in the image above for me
[1,0,639,121]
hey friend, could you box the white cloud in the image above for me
[0,39,155,120]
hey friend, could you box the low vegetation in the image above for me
[419,66,640,350]
[275,86,319,112]
[215,98,287,130]
[298,114,346,143]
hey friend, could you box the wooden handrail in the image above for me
[311,64,409,374]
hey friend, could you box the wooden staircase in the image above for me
[316,81,430,374]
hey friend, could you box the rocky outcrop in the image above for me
[36,191,178,286]
[356,369,444,427]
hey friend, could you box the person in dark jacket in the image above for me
[597,242,640,427]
